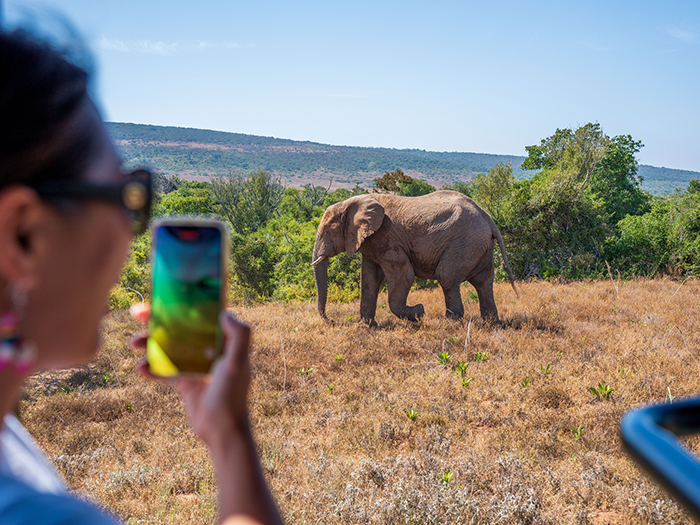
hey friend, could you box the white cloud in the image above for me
[96,36,178,55]
[665,26,696,44]
[197,41,241,49]
[96,36,252,54]
[96,36,131,52]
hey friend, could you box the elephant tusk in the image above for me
[311,256,326,267]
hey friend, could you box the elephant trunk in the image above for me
[313,253,329,320]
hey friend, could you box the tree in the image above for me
[400,178,436,196]
[441,181,473,197]
[210,170,284,234]
[505,124,619,278]
[159,184,214,216]
[373,169,413,194]
[210,170,285,299]
[522,123,650,224]
[292,180,333,221]
[373,168,435,196]
[153,173,183,194]
[470,162,515,225]
[590,134,650,223]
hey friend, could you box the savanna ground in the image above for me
[18,277,700,524]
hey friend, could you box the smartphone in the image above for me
[147,219,228,377]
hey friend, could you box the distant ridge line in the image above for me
[106,122,699,195]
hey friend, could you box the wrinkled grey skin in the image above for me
[312,191,517,325]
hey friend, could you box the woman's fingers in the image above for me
[219,310,251,367]
[130,302,150,324]
[130,331,148,351]
[135,359,159,380]
[133,310,251,410]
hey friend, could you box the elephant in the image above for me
[311,190,517,325]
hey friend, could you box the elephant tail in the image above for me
[491,221,519,298]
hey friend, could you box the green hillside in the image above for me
[107,122,698,194]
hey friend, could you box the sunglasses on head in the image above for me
[30,169,153,236]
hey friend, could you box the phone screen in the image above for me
[147,222,224,377]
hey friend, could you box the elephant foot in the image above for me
[402,304,425,323]
[476,315,500,329]
[446,308,464,320]
[361,317,378,328]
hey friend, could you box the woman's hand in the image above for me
[130,306,252,444]
[130,305,282,524]
[175,311,252,444]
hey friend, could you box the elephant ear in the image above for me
[345,196,385,257]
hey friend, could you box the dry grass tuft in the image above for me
[19,278,700,523]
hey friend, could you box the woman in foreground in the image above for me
[0,29,283,525]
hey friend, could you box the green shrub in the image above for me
[108,285,134,310]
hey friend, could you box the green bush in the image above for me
[109,144,700,309]
[108,285,135,310]
[606,200,671,276]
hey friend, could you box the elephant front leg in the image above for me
[385,263,424,322]
[360,258,384,326]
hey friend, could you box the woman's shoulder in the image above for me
[0,472,120,525]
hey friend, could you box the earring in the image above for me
[0,311,19,370]
[0,285,36,374]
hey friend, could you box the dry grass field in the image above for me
[17,277,700,524]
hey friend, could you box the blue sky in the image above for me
[4,0,700,171]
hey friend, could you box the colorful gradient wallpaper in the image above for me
[147,224,223,377]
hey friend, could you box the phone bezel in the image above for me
[147,217,229,377]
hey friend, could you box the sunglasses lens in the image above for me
[123,181,149,210]
[127,170,152,235]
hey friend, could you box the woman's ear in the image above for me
[345,195,385,257]
[0,187,45,289]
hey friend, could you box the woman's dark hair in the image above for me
[0,28,101,189]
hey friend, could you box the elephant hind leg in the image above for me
[468,265,499,321]
[440,282,464,320]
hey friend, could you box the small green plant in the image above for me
[445,335,458,343]
[473,352,488,362]
[540,363,553,376]
[422,372,438,384]
[454,360,469,377]
[436,352,451,366]
[620,368,634,378]
[62,386,70,394]
[327,385,334,393]
[347,316,355,321]
[571,425,584,440]
[464,291,479,302]
[521,377,531,388]
[461,377,472,388]
[405,409,418,422]
[334,355,344,362]
[379,304,386,309]
[126,402,133,412]
[589,382,613,400]
[439,470,453,485]
[299,367,312,376]
[102,375,109,385]
[612,305,617,313]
